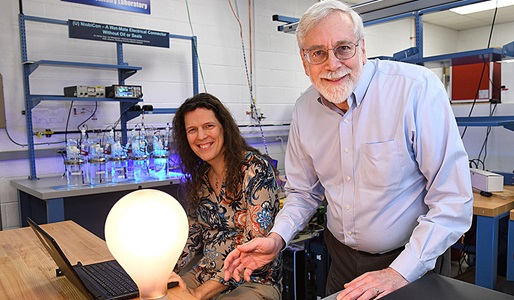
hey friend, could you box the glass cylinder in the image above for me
[152,155,169,180]
[110,156,128,183]
[89,157,107,185]
[132,156,150,181]
[108,141,127,183]
[128,134,149,181]
[151,135,169,180]
[65,158,87,186]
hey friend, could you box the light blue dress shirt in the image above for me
[272,59,473,282]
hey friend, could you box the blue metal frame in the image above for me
[46,198,65,223]
[456,116,514,185]
[504,41,514,57]
[20,14,199,179]
[508,213,514,281]
[19,14,37,179]
[475,212,509,289]
[456,116,514,132]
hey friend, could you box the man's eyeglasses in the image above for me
[302,41,360,65]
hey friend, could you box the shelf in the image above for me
[28,95,142,109]
[404,47,504,68]
[24,60,141,75]
[24,60,141,81]
[455,116,514,131]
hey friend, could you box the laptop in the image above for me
[27,218,178,300]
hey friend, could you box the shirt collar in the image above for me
[352,59,376,107]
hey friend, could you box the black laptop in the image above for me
[27,218,178,300]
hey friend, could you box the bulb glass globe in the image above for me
[105,189,188,300]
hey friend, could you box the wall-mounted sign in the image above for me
[62,0,150,15]
[69,20,169,48]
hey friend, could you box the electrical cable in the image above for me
[462,4,498,170]
[461,4,498,140]
[64,100,74,144]
[184,0,208,93]
[76,101,98,132]
[228,0,269,155]
[3,125,64,147]
[475,103,497,167]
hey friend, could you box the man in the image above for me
[224,1,473,299]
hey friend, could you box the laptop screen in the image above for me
[27,218,94,300]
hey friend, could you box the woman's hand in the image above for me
[169,272,195,296]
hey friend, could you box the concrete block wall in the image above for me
[1,0,514,230]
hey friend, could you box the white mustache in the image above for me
[321,69,351,80]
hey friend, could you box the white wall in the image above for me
[0,0,314,229]
[1,0,513,230]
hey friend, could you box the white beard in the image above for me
[316,69,354,104]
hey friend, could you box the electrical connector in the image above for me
[246,106,266,121]
[44,129,54,137]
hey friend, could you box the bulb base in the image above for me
[141,294,168,300]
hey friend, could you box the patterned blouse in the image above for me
[175,150,282,292]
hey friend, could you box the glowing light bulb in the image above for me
[105,189,188,300]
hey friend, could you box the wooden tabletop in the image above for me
[0,220,197,300]
[473,185,514,217]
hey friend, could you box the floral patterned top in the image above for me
[175,150,282,292]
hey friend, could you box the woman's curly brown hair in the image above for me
[172,93,271,212]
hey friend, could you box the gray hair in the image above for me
[296,0,365,47]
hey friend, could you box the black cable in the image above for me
[461,5,498,139]
[463,4,498,170]
[76,101,98,131]
[3,123,64,147]
[473,103,497,169]
[64,100,74,144]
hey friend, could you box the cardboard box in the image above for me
[470,168,504,192]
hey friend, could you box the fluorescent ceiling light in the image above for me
[351,0,383,10]
[450,0,514,15]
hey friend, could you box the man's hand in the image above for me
[335,267,408,300]
[223,233,285,282]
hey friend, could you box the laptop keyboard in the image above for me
[82,260,138,297]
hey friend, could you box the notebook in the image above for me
[27,218,178,300]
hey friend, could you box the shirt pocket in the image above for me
[360,140,401,188]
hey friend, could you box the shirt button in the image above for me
[344,119,349,123]
[346,176,351,181]
[344,148,349,153]
[345,205,350,210]
[348,231,352,236]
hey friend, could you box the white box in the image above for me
[470,168,504,192]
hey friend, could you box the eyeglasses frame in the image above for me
[302,40,361,65]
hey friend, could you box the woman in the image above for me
[169,93,281,300]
